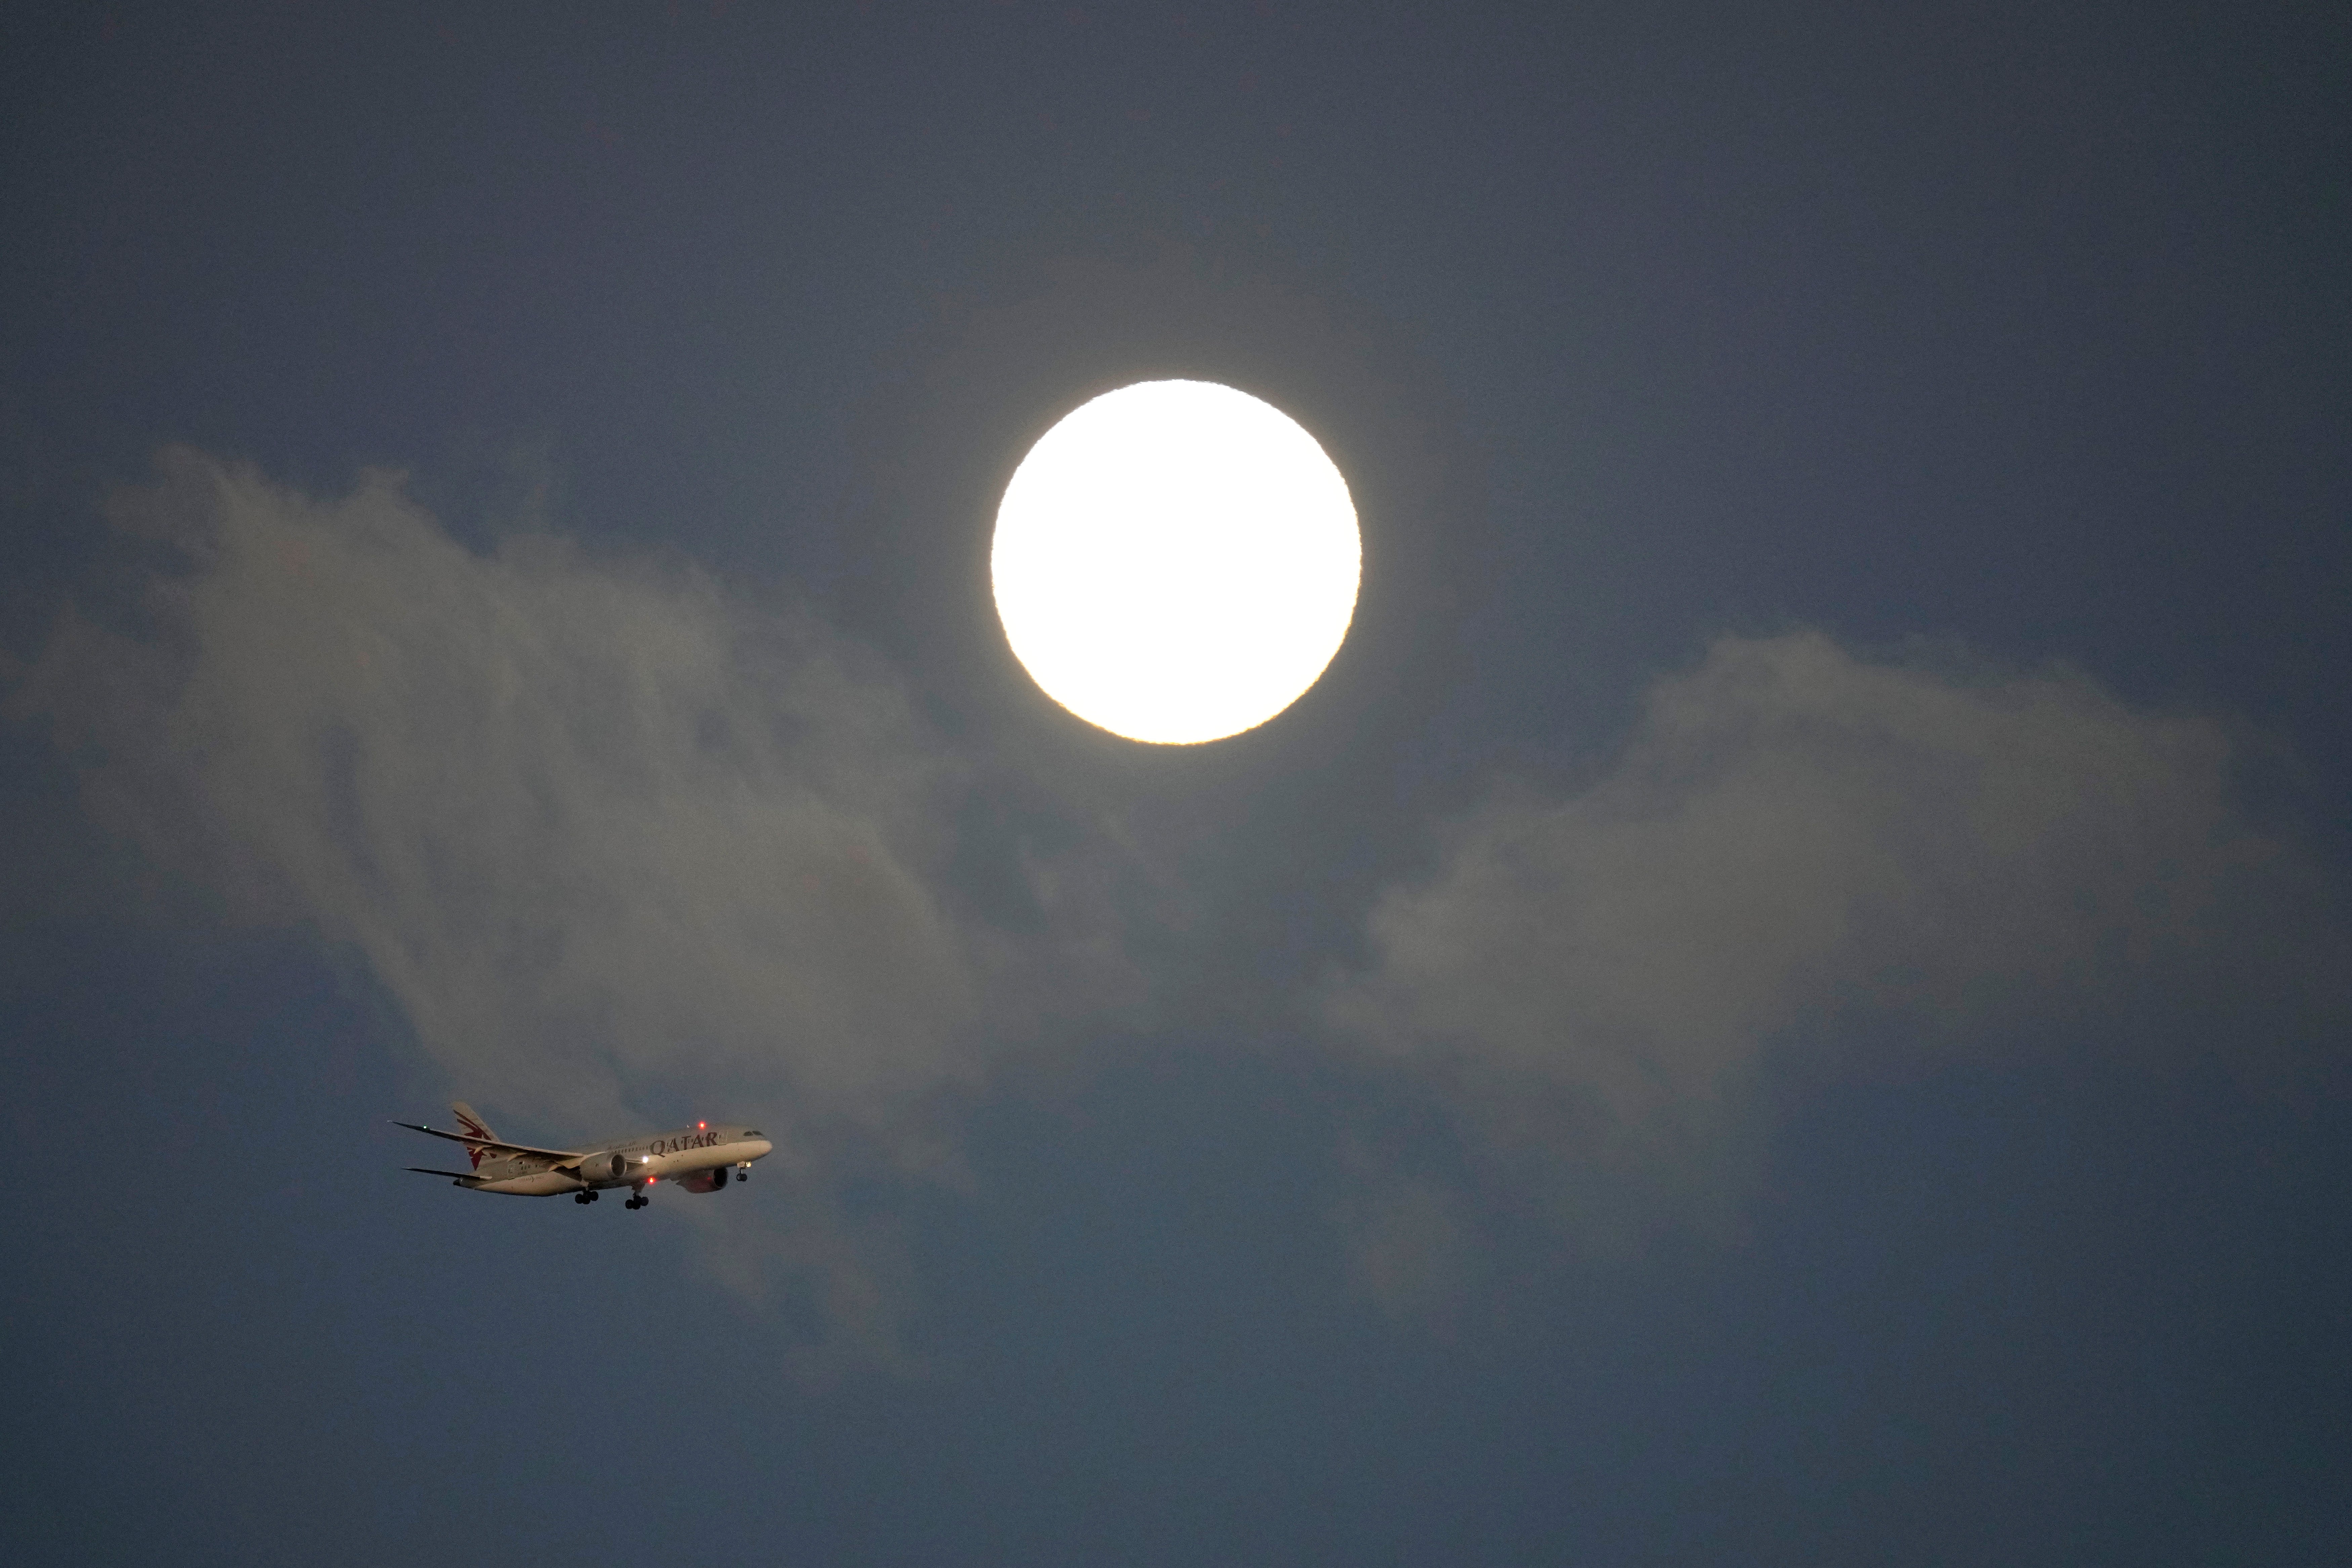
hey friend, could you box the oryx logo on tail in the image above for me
[451,1100,495,1169]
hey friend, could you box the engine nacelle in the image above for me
[574,1150,633,1188]
[674,1166,728,1194]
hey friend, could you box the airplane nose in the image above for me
[749,1139,773,1160]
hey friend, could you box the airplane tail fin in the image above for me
[451,1101,495,1169]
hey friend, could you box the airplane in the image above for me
[397,1102,772,1209]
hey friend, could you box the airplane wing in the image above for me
[391,1121,585,1160]
[405,1167,478,1179]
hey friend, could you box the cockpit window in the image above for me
[744,1131,763,1138]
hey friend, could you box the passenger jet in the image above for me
[398,1102,772,1209]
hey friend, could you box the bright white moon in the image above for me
[991,379,1361,745]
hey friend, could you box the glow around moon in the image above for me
[991,379,1362,745]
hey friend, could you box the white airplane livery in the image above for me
[398,1102,772,1210]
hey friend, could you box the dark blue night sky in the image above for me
[4,5,2347,1565]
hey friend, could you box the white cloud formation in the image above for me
[15,454,2342,1339]
[10,449,1135,1155]
[1325,630,2345,1296]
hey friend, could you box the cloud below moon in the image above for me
[7,451,1136,1144]
[1333,629,2327,1096]
[10,450,2343,1345]
[1322,629,2347,1309]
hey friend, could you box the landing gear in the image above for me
[734,1165,749,1184]
[625,1192,647,1209]
[574,1188,601,1204]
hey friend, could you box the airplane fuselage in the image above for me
[462,1124,772,1195]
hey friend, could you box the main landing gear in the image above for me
[573,1189,601,1205]
[625,1190,649,1210]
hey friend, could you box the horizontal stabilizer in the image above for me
[405,1167,477,1180]
[391,1121,583,1160]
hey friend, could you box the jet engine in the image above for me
[674,1167,728,1194]
[574,1151,632,1187]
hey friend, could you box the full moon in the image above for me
[991,379,1361,745]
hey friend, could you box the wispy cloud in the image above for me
[14,453,2342,1345]
[6,449,1143,1354]
[1325,630,2346,1305]
[14,449,1004,1122]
